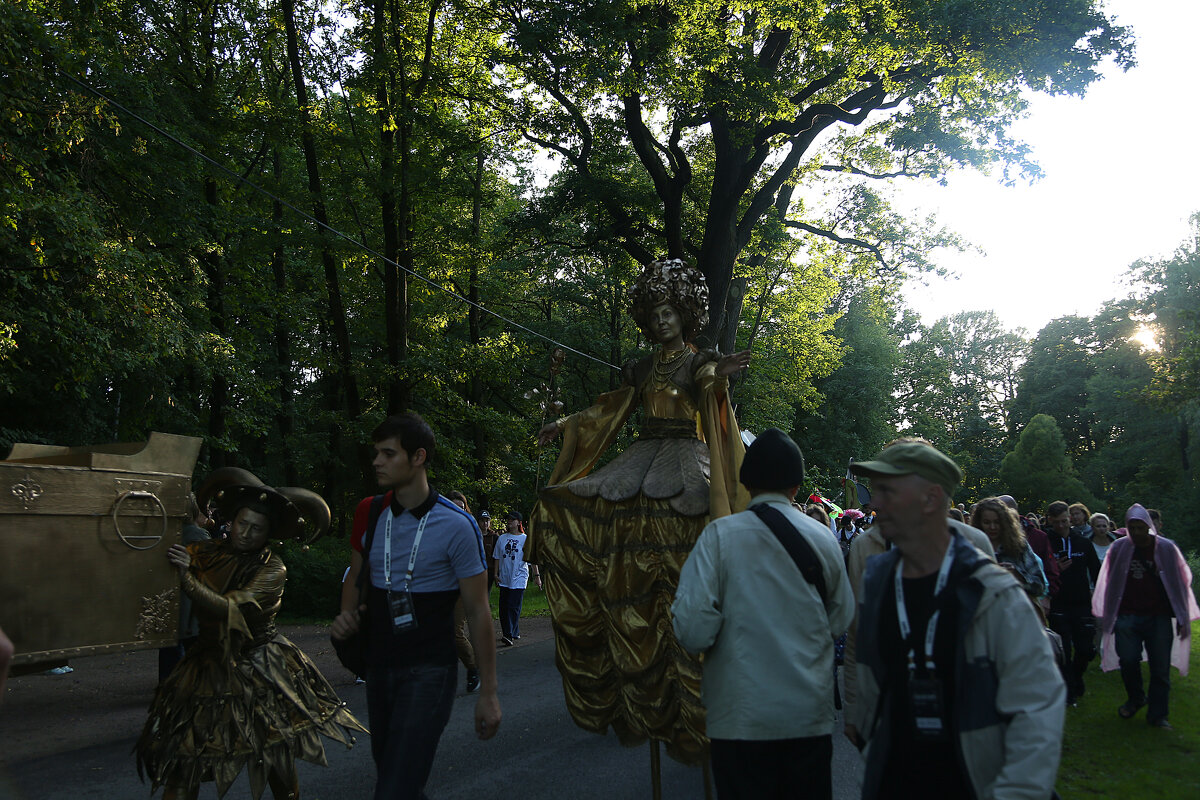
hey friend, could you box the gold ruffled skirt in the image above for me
[136,633,367,799]
[533,480,707,765]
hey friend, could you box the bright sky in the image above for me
[898,0,1200,336]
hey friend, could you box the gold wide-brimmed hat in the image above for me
[197,467,331,543]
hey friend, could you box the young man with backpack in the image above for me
[331,413,501,799]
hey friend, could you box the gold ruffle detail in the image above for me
[136,634,367,799]
[535,490,707,764]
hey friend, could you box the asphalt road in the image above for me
[0,619,863,799]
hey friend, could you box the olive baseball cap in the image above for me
[849,441,962,498]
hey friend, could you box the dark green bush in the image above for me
[275,536,352,622]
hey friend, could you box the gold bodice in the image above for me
[640,348,702,421]
[642,381,700,421]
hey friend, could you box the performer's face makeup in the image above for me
[231,508,270,552]
[650,303,683,347]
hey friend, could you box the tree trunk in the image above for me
[392,89,412,414]
[695,118,747,347]
[200,1,226,469]
[270,148,298,485]
[283,0,361,421]
[718,277,747,355]
[469,146,487,483]
[375,0,405,415]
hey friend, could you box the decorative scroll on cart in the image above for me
[0,432,201,666]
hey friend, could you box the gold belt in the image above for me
[638,417,697,440]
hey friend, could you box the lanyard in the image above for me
[382,508,429,591]
[895,542,955,674]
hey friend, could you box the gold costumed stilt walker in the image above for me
[136,470,366,800]
[529,259,751,773]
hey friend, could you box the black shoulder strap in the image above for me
[750,503,828,603]
[356,494,388,598]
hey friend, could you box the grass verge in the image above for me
[1056,619,1199,797]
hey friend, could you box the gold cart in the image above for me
[0,432,201,666]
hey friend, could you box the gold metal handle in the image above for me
[111,490,168,550]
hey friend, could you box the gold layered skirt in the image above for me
[136,633,367,799]
[533,432,710,765]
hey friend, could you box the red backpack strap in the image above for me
[351,492,391,552]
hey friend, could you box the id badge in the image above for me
[908,677,947,741]
[388,590,418,632]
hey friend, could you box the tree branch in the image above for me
[784,219,892,271]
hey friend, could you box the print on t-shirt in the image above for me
[493,533,529,589]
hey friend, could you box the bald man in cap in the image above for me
[849,440,1064,800]
[673,428,853,799]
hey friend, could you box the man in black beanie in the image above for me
[672,428,853,800]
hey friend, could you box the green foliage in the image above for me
[1010,315,1098,457]
[499,0,1133,344]
[792,290,901,475]
[894,309,1027,501]
[1000,414,1098,513]
[10,0,1193,571]
[275,537,347,621]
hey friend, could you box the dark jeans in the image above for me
[1115,614,1173,723]
[710,735,832,800]
[498,586,525,639]
[366,661,457,800]
[1049,607,1095,699]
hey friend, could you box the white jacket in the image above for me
[671,493,855,739]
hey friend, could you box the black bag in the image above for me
[332,494,387,678]
[749,503,827,602]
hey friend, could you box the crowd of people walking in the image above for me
[108,414,1196,800]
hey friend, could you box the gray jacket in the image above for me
[855,530,1065,799]
[672,494,855,739]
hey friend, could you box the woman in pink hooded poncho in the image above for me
[1092,503,1199,728]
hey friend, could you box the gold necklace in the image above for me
[653,348,689,388]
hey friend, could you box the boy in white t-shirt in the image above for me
[493,511,541,645]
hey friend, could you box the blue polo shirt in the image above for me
[353,489,486,591]
[351,488,487,667]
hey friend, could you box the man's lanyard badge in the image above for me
[383,508,429,632]
[894,541,956,740]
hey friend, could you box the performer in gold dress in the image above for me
[530,258,751,764]
[136,481,366,800]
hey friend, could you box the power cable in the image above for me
[56,69,620,371]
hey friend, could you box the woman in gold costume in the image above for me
[530,258,751,764]
[136,482,366,800]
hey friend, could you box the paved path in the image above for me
[0,619,863,799]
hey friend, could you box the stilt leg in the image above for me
[649,739,662,800]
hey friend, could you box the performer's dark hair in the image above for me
[372,412,436,467]
[1046,500,1069,517]
[628,258,709,343]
